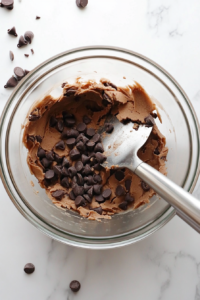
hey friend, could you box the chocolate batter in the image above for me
[23,79,168,220]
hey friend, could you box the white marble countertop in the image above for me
[1,0,200,299]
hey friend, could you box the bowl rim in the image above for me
[0,45,200,249]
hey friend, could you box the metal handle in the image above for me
[134,162,200,233]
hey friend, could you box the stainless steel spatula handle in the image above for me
[135,162,200,233]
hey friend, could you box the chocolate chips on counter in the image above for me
[8,26,17,36]
[0,0,14,10]
[70,280,81,292]
[14,67,25,80]
[24,263,35,274]
[4,76,18,88]
[17,35,28,48]
[9,51,14,61]
[76,0,88,8]
[24,31,34,44]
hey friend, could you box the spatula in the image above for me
[99,116,200,233]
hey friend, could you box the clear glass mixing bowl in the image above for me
[0,46,199,249]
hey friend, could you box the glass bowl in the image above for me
[0,46,199,249]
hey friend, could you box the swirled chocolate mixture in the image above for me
[23,79,168,220]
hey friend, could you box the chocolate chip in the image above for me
[55,141,65,150]
[77,173,84,186]
[115,170,125,181]
[62,157,70,167]
[68,166,77,178]
[86,128,95,138]
[92,207,102,215]
[24,263,35,274]
[83,115,91,124]
[24,31,34,44]
[102,90,111,102]
[24,69,30,75]
[69,190,75,200]
[0,0,14,9]
[53,165,62,176]
[36,16,40,19]
[61,177,70,188]
[56,120,64,132]
[72,175,77,183]
[75,195,85,207]
[52,190,65,200]
[76,122,86,133]
[95,152,106,163]
[76,0,88,8]
[82,164,92,176]
[86,141,95,151]
[70,149,81,160]
[62,128,79,139]
[141,181,150,192]
[65,117,76,127]
[8,26,17,37]
[105,123,114,133]
[102,188,112,199]
[66,138,76,148]
[87,187,93,198]
[151,112,157,119]
[154,148,160,155]
[94,143,104,153]
[24,54,29,57]
[76,141,86,152]
[31,49,34,55]
[84,183,92,192]
[125,193,134,203]
[81,154,90,165]
[45,170,55,180]
[4,76,18,88]
[61,167,69,177]
[27,135,35,143]
[83,194,92,203]
[103,81,117,90]
[64,88,77,97]
[41,158,52,168]
[93,163,101,171]
[37,147,45,158]
[46,151,54,161]
[54,153,63,164]
[95,195,105,203]
[17,35,28,48]
[144,115,155,127]
[125,179,131,191]
[35,135,42,143]
[115,185,126,197]
[75,161,83,172]
[93,184,102,195]
[84,175,96,185]
[90,133,100,143]
[76,133,89,144]
[50,116,58,127]
[119,202,128,210]
[29,114,40,121]
[93,174,102,183]
[9,50,14,61]
[14,67,25,80]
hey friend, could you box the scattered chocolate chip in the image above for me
[104,123,114,133]
[75,161,83,172]
[52,190,65,200]
[36,16,40,19]
[76,133,89,144]
[151,112,157,119]
[14,67,25,80]
[125,193,134,203]
[93,184,102,195]
[8,26,17,37]
[93,174,102,183]
[54,153,63,164]
[0,0,14,10]
[77,173,84,186]
[84,175,96,185]
[84,183,92,192]
[92,206,102,215]
[141,181,150,192]
[125,179,131,191]
[41,158,51,168]
[62,167,69,177]
[24,69,30,75]
[144,115,155,127]
[82,164,92,176]
[56,120,64,132]
[115,185,126,197]
[62,157,70,167]
[83,115,91,124]
[76,141,86,152]
[46,151,54,161]
[68,166,77,178]
[24,31,34,44]
[70,149,81,160]
[17,35,28,48]
[50,116,58,127]
[81,155,90,165]
[95,195,105,203]
[91,133,101,143]
[24,263,35,274]
[55,140,65,150]
[93,163,101,171]
[87,187,93,198]
[119,201,128,210]
[53,165,62,176]
[115,170,125,181]
[61,177,70,188]
[64,88,77,97]
[75,195,85,207]
[86,128,95,138]
[69,190,75,200]
[45,170,55,180]
[103,81,117,90]
[35,135,42,143]
[63,128,79,139]
[86,141,95,151]
[94,142,104,153]
[102,188,112,199]
[9,50,14,61]
[83,194,92,203]
[72,176,78,184]
[154,148,160,155]
[4,76,18,88]
[27,135,35,143]
[66,138,76,148]
[95,152,106,163]
[37,147,45,158]
[76,122,86,133]
[24,54,29,57]
[76,0,88,8]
